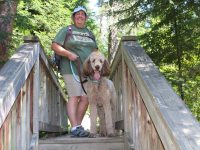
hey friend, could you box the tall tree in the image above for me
[0,0,19,62]
[99,0,200,120]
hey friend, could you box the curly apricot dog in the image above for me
[83,51,116,138]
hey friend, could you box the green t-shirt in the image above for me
[53,25,98,75]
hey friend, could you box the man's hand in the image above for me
[68,52,78,61]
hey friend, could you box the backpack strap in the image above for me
[63,26,97,49]
[63,25,72,48]
[85,28,96,42]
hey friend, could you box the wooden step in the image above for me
[39,134,125,150]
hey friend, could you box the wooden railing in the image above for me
[110,36,200,150]
[0,38,67,150]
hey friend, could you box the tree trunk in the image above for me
[108,26,112,62]
[0,0,18,62]
[174,12,184,100]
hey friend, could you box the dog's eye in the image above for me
[100,59,103,63]
[92,59,95,63]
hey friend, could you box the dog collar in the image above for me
[87,76,100,83]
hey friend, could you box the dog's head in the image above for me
[83,51,110,80]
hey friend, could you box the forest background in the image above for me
[0,0,199,121]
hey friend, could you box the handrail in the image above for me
[110,36,200,150]
[0,38,67,149]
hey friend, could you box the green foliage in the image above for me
[13,0,71,56]
[101,0,200,121]
[11,0,101,57]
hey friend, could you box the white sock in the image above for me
[71,125,81,131]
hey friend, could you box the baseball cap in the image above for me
[72,6,87,16]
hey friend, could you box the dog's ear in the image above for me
[101,59,110,76]
[83,57,93,76]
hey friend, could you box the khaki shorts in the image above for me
[63,74,87,97]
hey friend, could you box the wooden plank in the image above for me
[110,44,122,79]
[39,135,124,150]
[121,36,137,41]
[39,122,66,133]
[122,57,129,133]
[26,74,31,149]
[31,57,40,150]
[11,107,17,149]
[29,134,38,150]
[111,62,124,123]
[0,123,2,150]
[16,92,21,150]
[21,85,27,150]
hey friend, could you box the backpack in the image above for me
[51,26,72,71]
[51,25,96,71]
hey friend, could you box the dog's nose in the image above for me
[95,65,100,70]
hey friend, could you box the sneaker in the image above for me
[70,126,90,137]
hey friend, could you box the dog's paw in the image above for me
[88,133,96,138]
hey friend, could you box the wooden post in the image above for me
[121,36,137,42]
[23,36,39,43]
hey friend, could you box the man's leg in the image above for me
[67,96,79,127]
[67,95,89,137]
[77,95,89,125]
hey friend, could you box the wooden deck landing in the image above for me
[39,135,125,150]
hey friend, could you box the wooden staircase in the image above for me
[2,37,200,149]
[39,135,125,150]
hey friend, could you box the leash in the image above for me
[70,61,80,82]
[70,59,88,95]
